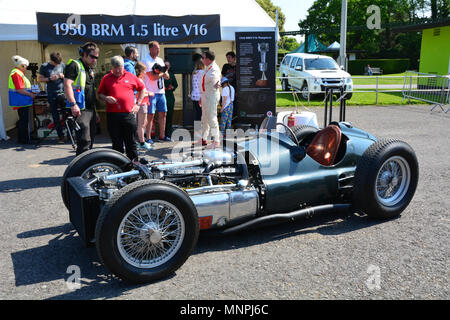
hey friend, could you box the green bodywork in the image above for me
[238,123,377,214]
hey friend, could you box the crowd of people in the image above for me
[7,41,236,159]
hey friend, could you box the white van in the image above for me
[279,53,353,99]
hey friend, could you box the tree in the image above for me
[430,0,450,19]
[255,0,286,32]
[297,0,437,67]
[281,37,301,52]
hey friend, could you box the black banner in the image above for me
[236,32,276,128]
[36,12,221,44]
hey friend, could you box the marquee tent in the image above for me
[0,0,276,41]
[289,34,327,54]
[0,0,277,132]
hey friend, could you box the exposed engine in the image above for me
[89,148,264,229]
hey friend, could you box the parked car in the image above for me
[61,120,418,284]
[279,53,353,99]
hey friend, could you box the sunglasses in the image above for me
[89,54,99,60]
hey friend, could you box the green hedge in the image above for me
[348,59,410,75]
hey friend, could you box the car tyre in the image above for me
[301,83,310,100]
[344,92,353,100]
[61,148,131,209]
[352,139,418,219]
[281,77,290,91]
[95,180,199,284]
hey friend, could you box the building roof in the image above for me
[0,0,277,41]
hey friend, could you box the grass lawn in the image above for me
[275,71,429,107]
[351,72,407,85]
[276,90,427,107]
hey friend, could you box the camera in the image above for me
[55,94,80,132]
[152,63,167,74]
[27,62,39,79]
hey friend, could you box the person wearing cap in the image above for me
[219,76,235,136]
[8,55,36,144]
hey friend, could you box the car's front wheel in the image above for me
[95,180,199,284]
[301,83,310,100]
[352,139,419,219]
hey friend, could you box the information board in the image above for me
[36,12,221,44]
[235,32,276,127]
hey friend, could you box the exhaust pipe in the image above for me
[220,204,351,234]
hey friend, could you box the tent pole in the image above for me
[275,9,279,65]
[338,0,348,70]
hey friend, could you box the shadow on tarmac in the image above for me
[10,211,388,300]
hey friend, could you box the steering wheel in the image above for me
[275,123,300,146]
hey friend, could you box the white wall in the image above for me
[0,41,43,130]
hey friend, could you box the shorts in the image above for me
[138,103,148,114]
[147,93,167,114]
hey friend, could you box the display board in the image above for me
[36,12,221,44]
[235,31,276,128]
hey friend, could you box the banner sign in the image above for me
[36,12,221,44]
[236,32,276,127]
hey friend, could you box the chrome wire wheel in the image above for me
[117,200,185,268]
[375,156,411,207]
[81,163,122,179]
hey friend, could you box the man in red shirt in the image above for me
[98,55,145,160]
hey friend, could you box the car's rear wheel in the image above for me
[352,139,418,219]
[61,149,130,209]
[281,76,290,91]
[95,180,199,284]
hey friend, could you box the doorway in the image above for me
[164,47,208,128]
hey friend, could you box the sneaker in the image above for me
[138,142,153,150]
[160,136,173,142]
[146,139,154,144]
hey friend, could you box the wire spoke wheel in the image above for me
[375,156,411,207]
[117,200,185,268]
[81,162,122,179]
[353,139,418,219]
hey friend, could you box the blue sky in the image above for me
[272,0,316,41]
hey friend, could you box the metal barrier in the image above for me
[277,73,450,112]
[402,71,450,113]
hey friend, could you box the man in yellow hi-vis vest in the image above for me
[8,55,36,144]
[64,42,99,156]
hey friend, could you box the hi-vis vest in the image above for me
[8,68,33,108]
[66,59,87,109]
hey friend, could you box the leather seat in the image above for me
[306,125,342,166]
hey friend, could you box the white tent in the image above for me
[0,0,276,41]
[0,0,277,133]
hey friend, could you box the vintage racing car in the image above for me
[61,119,418,283]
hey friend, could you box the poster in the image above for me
[36,12,221,44]
[236,32,276,128]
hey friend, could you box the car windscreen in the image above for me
[305,58,339,70]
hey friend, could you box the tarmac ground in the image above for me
[0,104,448,300]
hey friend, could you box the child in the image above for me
[219,77,235,136]
[135,62,154,150]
